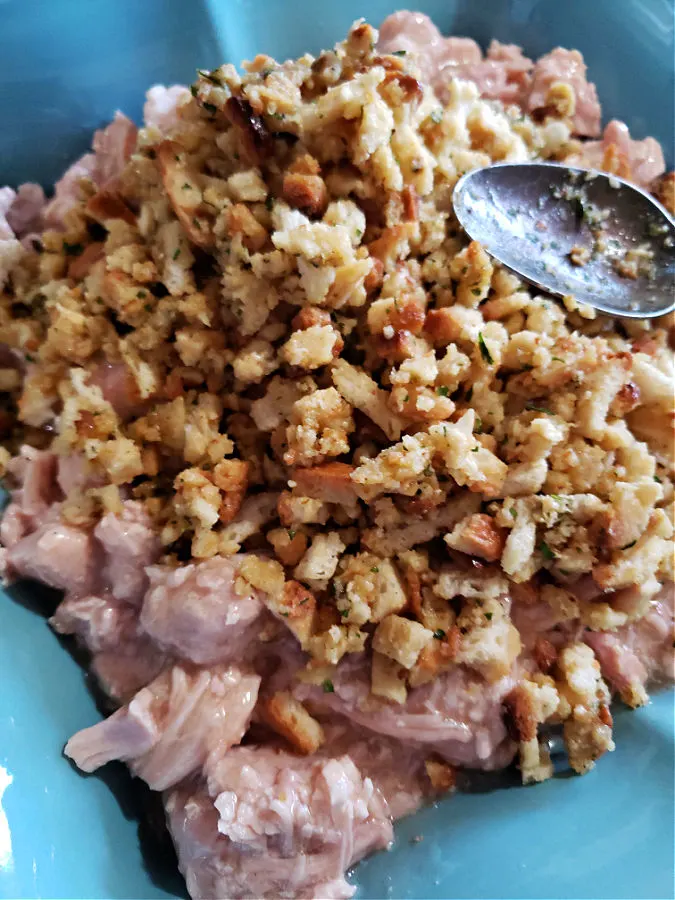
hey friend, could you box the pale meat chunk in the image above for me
[165,722,431,898]
[526,47,601,137]
[5,521,99,595]
[599,582,674,684]
[5,446,58,525]
[568,119,666,188]
[165,721,434,900]
[321,722,431,820]
[584,632,649,708]
[50,590,166,702]
[91,112,138,187]
[6,183,45,238]
[140,556,265,665]
[379,12,529,105]
[0,504,31,551]
[65,664,260,790]
[470,41,533,104]
[90,647,168,705]
[165,778,356,900]
[43,113,137,228]
[378,12,602,138]
[377,10,482,87]
[293,654,515,769]
[42,151,97,229]
[95,501,161,605]
[89,362,146,421]
[144,84,191,133]
[0,187,15,240]
[56,454,104,496]
[202,744,391,899]
[50,592,140,653]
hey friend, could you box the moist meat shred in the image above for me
[0,14,673,900]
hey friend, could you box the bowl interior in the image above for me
[0,2,673,899]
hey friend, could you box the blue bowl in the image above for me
[1,2,673,899]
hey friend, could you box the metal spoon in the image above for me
[453,162,675,318]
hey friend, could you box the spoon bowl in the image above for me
[453,162,675,318]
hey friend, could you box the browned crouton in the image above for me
[364,256,384,294]
[292,462,360,504]
[425,758,457,792]
[424,307,461,345]
[445,513,506,562]
[156,140,213,247]
[408,625,460,687]
[68,242,105,280]
[282,173,328,216]
[264,692,324,754]
[226,203,268,252]
[502,684,537,743]
[401,185,419,222]
[223,96,272,164]
[367,223,416,267]
[86,190,137,225]
[291,308,332,330]
[213,459,250,524]
[533,637,558,674]
[288,153,321,176]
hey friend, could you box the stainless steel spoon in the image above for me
[453,162,675,318]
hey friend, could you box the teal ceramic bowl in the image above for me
[1,2,673,898]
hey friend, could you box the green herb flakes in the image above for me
[539,541,555,560]
[198,68,221,85]
[526,403,553,415]
[478,332,493,364]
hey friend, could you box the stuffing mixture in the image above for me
[1,12,673,899]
